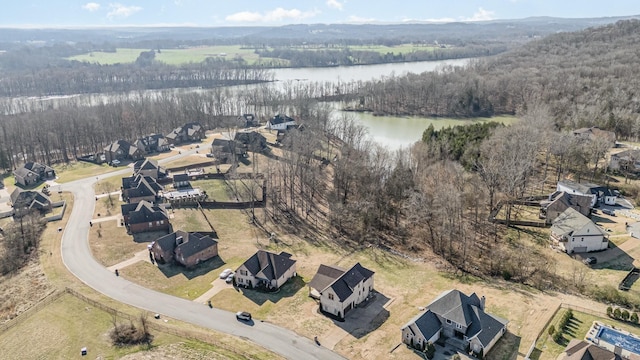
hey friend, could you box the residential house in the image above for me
[150,230,218,268]
[560,339,620,360]
[234,131,268,153]
[266,114,297,131]
[609,149,640,173]
[211,138,242,163]
[550,207,609,253]
[165,122,205,145]
[121,174,163,204]
[135,134,170,154]
[540,191,592,224]
[173,173,190,189]
[557,179,617,207]
[573,127,616,145]
[308,263,375,319]
[238,114,259,128]
[133,158,166,180]
[104,140,144,164]
[121,200,169,234]
[401,289,508,356]
[235,250,297,290]
[10,188,52,217]
[276,124,304,144]
[13,162,56,187]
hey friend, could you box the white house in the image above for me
[556,179,616,207]
[266,114,297,130]
[401,290,508,356]
[550,208,609,253]
[235,250,297,290]
[308,263,375,319]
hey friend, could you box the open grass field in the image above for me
[53,161,118,183]
[0,292,281,360]
[89,219,147,267]
[68,44,444,66]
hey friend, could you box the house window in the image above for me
[148,222,153,227]
[456,323,462,329]
[328,293,334,300]
[446,319,451,324]
[238,278,243,283]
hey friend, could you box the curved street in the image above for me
[58,151,345,360]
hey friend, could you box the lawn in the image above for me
[534,309,640,360]
[52,161,118,183]
[88,219,147,267]
[93,192,123,218]
[193,179,233,201]
[0,292,281,360]
[96,173,130,194]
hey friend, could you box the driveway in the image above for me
[59,149,345,360]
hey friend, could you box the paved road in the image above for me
[59,151,345,360]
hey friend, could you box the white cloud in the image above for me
[466,7,495,21]
[346,15,375,23]
[326,0,344,11]
[107,3,142,19]
[225,8,320,23]
[82,2,101,12]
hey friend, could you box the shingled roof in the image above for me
[308,264,346,293]
[241,250,296,282]
[127,201,168,225]
[325,263,374,302]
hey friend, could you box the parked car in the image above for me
[219,268,233,279]
[110,159,121,167]
[602,208,616,216]
[225,273,235,284]
[583,257,597,265]
[206,153,215,158]
[236,311,252,321]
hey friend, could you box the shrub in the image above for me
[502,269,512,281]
[614,308,622,319]
[622,309,630,321]
[553,331,563,343]
[632,312,639,324]
[607,306,613,317]
[548,324,556,336]
[424,342,436,359]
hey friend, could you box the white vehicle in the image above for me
[236,311,251,321]
[219,268,233,279]
[225,273,235,284]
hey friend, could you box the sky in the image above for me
[2,1,639,27]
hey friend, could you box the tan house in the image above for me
[308,263,375,319]
[550,207,609,253]
[560,339,620,360]
[235,250,297,290]
[401,290,508,356]
[151,230,218,268]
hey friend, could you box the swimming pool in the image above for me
[597,326,640,355]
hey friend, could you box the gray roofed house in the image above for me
[135,134,170,154]
[561,339,619,360]
[266,114,297,131]
[13,162,55,187]
[557,179,617,207]
[540,191,593,224]
[121,174,163,203]
[401,289,508,356]
[234,131,268,153]
[165,122,205,145]
[104,140,143,164]
[173,173,190,188]
[550,207,608,253]
[133,158,166,180]
[312,262,375,319]
[150,230,218,268]
[124,200,170,234]
[10,188,52,217]
[235,250,297,291]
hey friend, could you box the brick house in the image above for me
[121,200,170,234]
[150,230,218,268]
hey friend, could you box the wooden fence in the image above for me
[0,290,64,333]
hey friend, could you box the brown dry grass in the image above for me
[88,219,148,267]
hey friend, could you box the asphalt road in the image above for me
[59,151,345,360]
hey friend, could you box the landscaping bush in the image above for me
[548,324,556,336]
[423,342,436,360]
[607,306,613,317]
[632,312,639,324]
[614,308,622,319]
[622,309,630,321]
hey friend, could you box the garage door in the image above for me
[573,246,587,253]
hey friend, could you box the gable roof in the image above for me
[548,191,593,210]
[23,162,54,174]
[466,305,509,347]
[120,202,139,217]
[308,264,346,293]
[135,158,159,171]
[268,114,295,125]
[612,149,640,161]
[175,232,218,258]
[240,250,296,282]
[104,139,139,155]
[551,208,604,237]
[562,339,618,360]
[10,188,51,210]
[127,201,168,225]
[325,263,375,302]
[402,309,441,341]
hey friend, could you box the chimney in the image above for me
[480,296,486,310]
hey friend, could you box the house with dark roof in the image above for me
[308,263,375,319]
[235,250,297,290]
[561,339,620,360]
[135,134,170,154]
[173,173,190,189]
[234,131,268,153]
[10,188,52,217]
[150,230,218,268]
[13,162,56,187]
[540,191,593,224]
[551,207,608,253]
[104,140,144,164]
[401,289,508,356]
[238,114,259,128]
[557,179,617,207]
[121,200,169,234]
[133,158,166,180]
[165,122,205,145]
[266,114,297,131]
[211,138,243,164]
[121,174,163,204]
[573,127,616,145]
